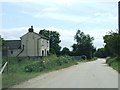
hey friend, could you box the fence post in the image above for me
[0,62,8,74]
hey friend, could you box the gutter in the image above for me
[37,38,41,56]
[16,45,24,57]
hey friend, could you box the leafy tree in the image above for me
[39,29,61,55]
[72,30,94,59]
[103,31,120,57]
[61,47,70,55]
[94,48,107,58]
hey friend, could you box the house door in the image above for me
[42,50,44,56]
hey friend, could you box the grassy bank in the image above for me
[2,55,81,88]
[2,55,97,88]
[106,57,120,72]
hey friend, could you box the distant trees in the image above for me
[94,48,107,58]
[103,31,120,57]
[39,29,96,58]
[39,29,61,55]
[61,47,70,55]
[71,30,95,59]
[95,30,120,58]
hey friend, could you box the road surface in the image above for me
[12,59,118,88]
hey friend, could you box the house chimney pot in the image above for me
[28,26,34,32]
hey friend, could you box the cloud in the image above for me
[20,8,117,25]
[91,12,117,25]
[0,0,118,3]
[53,0,79,5]
[1,1,117,50]
[94,12,116,18]
[20,8,89,23]
[94,13,103,16]
[21,10,30,14]
[42,8,59,12]
[34,12,89,23]
[1,27,28,40]
[0,0,79,4]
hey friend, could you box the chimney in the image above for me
[28,26,34,32]
[118,1,120,34]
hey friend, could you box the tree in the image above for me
[39,29,61,55]
[61,47,70,55]
[103,31,120,57]
[94,48,107,58]
[72,30,94,59]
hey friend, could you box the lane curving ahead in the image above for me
[12,59,118,88]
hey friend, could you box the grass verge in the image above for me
[2,55,80,88]
[2,55,97,88]
[106,57,120,72]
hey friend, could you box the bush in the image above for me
[24,55,72,72]
[81,55,87,60]
[106,57,120,71]
[25,61,45,72]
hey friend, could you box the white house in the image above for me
[3,26,49,57]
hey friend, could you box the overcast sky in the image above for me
[0,0,119,50]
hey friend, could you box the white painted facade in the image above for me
[8,26,49,57]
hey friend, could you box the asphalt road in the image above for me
[12,59,118,88]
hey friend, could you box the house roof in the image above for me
[21,26,49,40]
[21,32,49,40]
[4,40,21,49]
[33,32,49,40]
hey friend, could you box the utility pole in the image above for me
[118,1,120,34]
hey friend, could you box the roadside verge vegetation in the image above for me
[94,30,120,72]
[93,30,120,72]
[106,57,120,72]
[3,55,96,88]
[2,55,97,88]
[103,31,120,72]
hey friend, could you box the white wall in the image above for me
[40,38,49,56]
[18,32,49,57]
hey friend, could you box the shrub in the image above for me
[24,55,72,72]
[106,57,120,71]
[25,61,45,72]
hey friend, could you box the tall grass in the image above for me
[2,57,42,88]
[106,57,120,72]
[2,55,80,88]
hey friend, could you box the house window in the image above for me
[11,50,13,54]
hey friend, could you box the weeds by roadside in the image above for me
[81,57,97,62]
[106,57,120,72]
[2,55,97,88]
[2,55,80,88]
